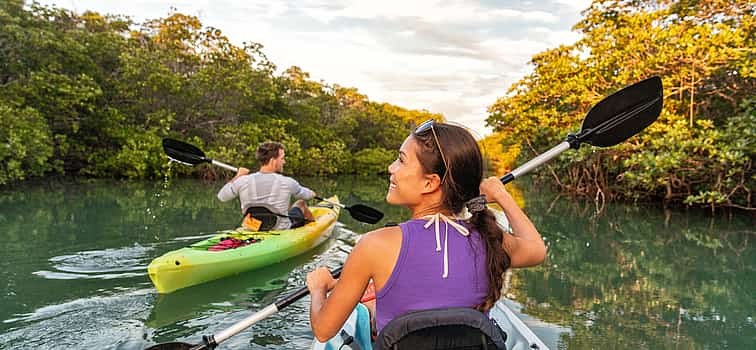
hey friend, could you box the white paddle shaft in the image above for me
[211,160,238,172]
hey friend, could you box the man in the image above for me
[217,142,315,230]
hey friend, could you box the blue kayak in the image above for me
[311,303,373,350]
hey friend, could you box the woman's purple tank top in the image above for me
[375,218,489,332]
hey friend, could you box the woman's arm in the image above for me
[480,177,547,268]
[307,231,379,342]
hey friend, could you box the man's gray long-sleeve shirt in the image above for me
[217,172,315,230]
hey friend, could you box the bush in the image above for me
[622,101,754,209]
[0,103,54,184]
[111,129,166,179]
[298,141,348,176]
[351,147,394,175]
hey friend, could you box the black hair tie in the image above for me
[465,195,487,213]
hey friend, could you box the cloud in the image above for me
[38,0,586,136]
[552,0,593,12]
[325,0,561,24]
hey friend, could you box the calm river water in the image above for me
[0,176,753,349]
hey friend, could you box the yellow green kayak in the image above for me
[148,196,340,293]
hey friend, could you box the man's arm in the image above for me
[217,167,249,202]
[290,177,316,200]
[228,167,250,182]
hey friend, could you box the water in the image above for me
[0,177,752,349]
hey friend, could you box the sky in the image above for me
[36,0,592,137]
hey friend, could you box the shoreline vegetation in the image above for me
[1,1,752,211]
[485,1,753,211]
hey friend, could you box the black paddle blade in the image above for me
[162,138,209,166]
[347,204,384,224]
[578,76,663,147]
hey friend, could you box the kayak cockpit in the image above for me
[374,307,507,350]
[312,301,550,350]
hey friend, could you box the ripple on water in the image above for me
[32,244,153,280]
[4,226,359,349]
[0,288,155,350]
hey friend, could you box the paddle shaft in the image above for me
[204,161,380,223]
[499,76,663,185]
[205,267,343,347]
[315,196,384,224]
[315,196,346,209]
[211,160,238,172]
[195,159,336,210]
[162,138,384,224]
[500,141,571,185]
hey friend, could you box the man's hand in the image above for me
[230,167,250,182]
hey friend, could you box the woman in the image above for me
[307,121,547,342]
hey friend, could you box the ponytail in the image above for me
[410,122,511,311]
[470,208,510,311]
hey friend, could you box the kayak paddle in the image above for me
[161,138,384,224]
[145,267,344,350]
[315,196,384,225]
[162,138,238,172]
[499,76,663,185]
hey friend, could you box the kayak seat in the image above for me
[374,308,507,350]
[243,206,281,231]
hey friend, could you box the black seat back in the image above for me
[243,206,280,231]
[374,308,507,350]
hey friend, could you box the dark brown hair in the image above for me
[256,142,284,166]
[412,122,510,311]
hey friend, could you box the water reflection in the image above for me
[508,185,755,349]
[0,177,752,349]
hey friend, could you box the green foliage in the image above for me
[0,103,54,184]
[209,123,265,171]
[622,100,754,208]
[351,147,395,176]
[110,129,167,179]
[487,0,754,209]
[0,3,435,185]
[298,141,349,176]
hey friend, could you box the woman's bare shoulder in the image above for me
[348,225,403,283]
[360,225,402,242]
[352,225,402,255]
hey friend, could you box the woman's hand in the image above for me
[480,177,547,267]
[306,267,338,294]
[479,176,511,203]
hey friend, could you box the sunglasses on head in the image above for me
[414,120,450,184]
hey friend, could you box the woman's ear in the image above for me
[420,173,443,194]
